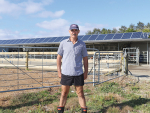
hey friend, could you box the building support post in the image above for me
[93,43,94,51]
[147,42,149,65]
[118,43,119,51]
[25,52,29,70]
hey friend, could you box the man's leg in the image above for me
[59,85,70,106]
[75,86,86,107]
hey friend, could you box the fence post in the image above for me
[93,53,95,86]
[25,52,29,70]
[121,53,124,75]
[125,54,128,75]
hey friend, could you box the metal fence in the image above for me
[92,51,126,86]
[0,46,126,93]
[123,47,139,65]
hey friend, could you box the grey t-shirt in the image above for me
[57,38,88,76]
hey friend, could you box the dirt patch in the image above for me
[128,64,150,81]
[0,68,60,98]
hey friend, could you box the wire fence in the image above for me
[91,51,126,86]
[0,46,126,93]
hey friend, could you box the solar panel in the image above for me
[19,39,30,43]
[131,32,142,39]
[104,34,114,40]
[144,33,148,38]
[16,39,25,44]
[3,40,12,44]
[81,35,91,41]
[47,37,57,42]
[96,34,107,40]
[32,38,45,43]
[121,33,132,39]
[23,38,34,43]
[78,35,84,40]
[88,35,99,40]
[1,40,8,44]
[7,39,16,44]
[38,37,51,43]
[0,40,5,44]
[10,39,20,44]
[60,36,69,42]
[113,33,123,39]
[54,37,64,42]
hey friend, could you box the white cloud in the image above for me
[19,1,44,14]
[0,20,108,40]
[0,29,35,40]
[79,23,108,35]
[113,26,120,30]
[36,18,69,30]
[0,16,2,19]
[37,10,65,18]
[41,0,53,5]
[0,0,54,15]
[0,0,21,14]
[36,20,108,36]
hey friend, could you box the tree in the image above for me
[86,28,101,35]
[111,28,118,33]
[86,30,92,35]
[136,21,144,31]
[101,28,108,34]
[107,29,112,34]
[126,27,136,32]
[142,28,150,33]
[129,24,136,30]
[92,28,101,34]
[118,25,127,33]
[146,23,150,28]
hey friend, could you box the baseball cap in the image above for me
[69,24,79,30]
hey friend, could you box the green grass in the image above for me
[0,76,150,113]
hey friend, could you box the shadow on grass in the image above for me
[0,97,56,111]
[99,97,150,113]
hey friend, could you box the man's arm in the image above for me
[83,56,88,80]
[57,54,62,78]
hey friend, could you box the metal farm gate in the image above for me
[91,51,126,86]
[149,47,150,65]
[123,47,139,65]
[0,46,126,93]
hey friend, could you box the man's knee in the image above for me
[61,91,69,97]
[76,90,84,97]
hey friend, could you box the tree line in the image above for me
[86,21,150,38]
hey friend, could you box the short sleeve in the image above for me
[82,43,88,57]
[57,41,63,57]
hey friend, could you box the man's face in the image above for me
[69,29,80,38]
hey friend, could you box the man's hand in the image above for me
[83,56,88,80]
[58,72,61,78]
[84,72,87,80]
[57,54,62,78]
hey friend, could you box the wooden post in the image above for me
[120,53,124,74]
[125,54,128,75]
[25,52,28,70]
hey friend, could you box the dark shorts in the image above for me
[60,73,84,86]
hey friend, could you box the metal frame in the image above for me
[92,51,125,86]
[0,46,130,93]
[123,47,139,65]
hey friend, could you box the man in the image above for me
[57,24,88,113]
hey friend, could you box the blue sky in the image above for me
[0,0,150,40]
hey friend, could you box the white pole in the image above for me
[147,42,149,65]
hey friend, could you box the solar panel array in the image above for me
[0,32,149,45]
